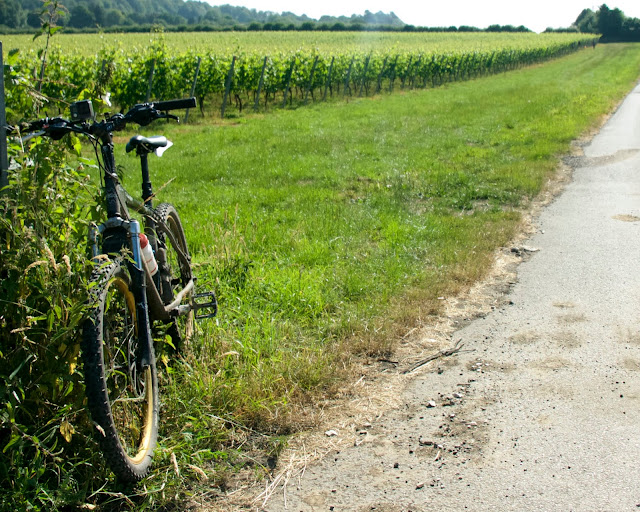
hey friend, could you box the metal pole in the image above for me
[0,42,8,193]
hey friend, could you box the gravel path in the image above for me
[262,84,640,512]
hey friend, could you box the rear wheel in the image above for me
[155,202,194,348]
[82,258,159,482]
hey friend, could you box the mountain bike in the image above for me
[20,98,217,482]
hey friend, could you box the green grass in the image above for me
[75,43,640,508]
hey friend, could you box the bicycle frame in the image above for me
[87,132,195,324]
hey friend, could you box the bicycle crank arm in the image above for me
[163,278,195,314]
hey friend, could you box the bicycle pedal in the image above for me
[193,291,218,319]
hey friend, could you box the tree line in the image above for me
[1,0,406,31]
[0,0,532,33]
[1,0,638,38]
[545,4,640,41]
[574,4,640,41]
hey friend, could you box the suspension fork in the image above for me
[90,218,155,370]
[127,220,154,370]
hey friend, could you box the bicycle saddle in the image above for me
[126,135,168,154]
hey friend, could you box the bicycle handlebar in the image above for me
[151,97,196,111]
[19,97,198,139]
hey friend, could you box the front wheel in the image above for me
[81,258,159,482]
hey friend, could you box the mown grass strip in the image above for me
[110,43,640,506]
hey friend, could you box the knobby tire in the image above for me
[81,258,159,482]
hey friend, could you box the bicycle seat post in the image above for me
[140,152,153,208]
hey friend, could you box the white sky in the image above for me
[205,1,640,33]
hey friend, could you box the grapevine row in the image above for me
[13,36,598,117]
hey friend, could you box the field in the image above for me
[3,29,640,510]
[5,31,595,55]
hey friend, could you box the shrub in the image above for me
[0,79,103,510]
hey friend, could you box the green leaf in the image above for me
[3,434,21,453]
[70,136,82,156]
[9,354,34,381]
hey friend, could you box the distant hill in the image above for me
[0,0,405,31]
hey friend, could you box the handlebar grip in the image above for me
[151,97,197,111]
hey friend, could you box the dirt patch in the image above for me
[552,330,581,349]
[613,214,640,222]
[557,313,587,324]
[616,327,640,345]
[620,358,640,371]
[509,330,540,345]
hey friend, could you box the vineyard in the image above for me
[7,31,598,117]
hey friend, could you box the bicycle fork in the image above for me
[89,219,154,369]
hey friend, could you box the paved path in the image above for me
[263,84,640,511]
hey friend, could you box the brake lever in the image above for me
[158,112,179,123]
[21,130,46,143]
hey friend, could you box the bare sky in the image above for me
[205,1,640,33]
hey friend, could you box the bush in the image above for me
[0,87,104,510]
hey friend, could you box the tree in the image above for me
[178,2,207,24]
[104,8,125,26]
[27,11,41,28]
[89,1,105,26]
[621,16,640,41]
[574,8,597,33]
[597,4,623,38]
[0,0,21,28]
[68,4,96,28]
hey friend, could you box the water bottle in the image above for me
[139,233,158,276]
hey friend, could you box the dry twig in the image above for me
[403,339,470,374]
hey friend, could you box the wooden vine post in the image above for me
[184,57,201,124]
[221,56,236,118]
[145,59,155,102]
[389,55,399,93]
[304,56,319,105]
[281,59,295,108]
[375,56,388,94]
[0,42,8,193]
[343,57,354,97]
[323,56,335,101]
[359,54,371,97]
[254,56,267,112]
[401,56,412,89]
